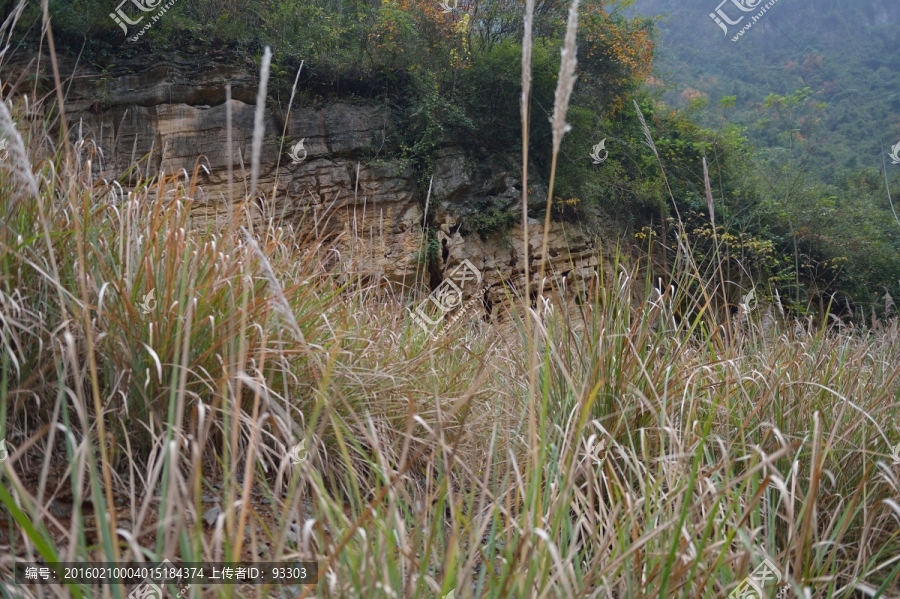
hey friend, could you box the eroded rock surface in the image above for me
[14,54,613,307]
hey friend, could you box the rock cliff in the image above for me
[19,54,611,309]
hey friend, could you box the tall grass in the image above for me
[1,4,900,599]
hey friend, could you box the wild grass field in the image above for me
[1,2,900,599]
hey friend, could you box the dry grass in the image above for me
[1,3,900,599]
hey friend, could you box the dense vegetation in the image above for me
[633,0,900,172]
[7,0,895,312]
[1,2,900,598]
[632,0,900,310]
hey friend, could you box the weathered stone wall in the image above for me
[28,55,611,307]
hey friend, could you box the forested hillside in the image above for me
[631,0,900,311]
[632,0,900,172]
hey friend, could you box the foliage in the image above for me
[455,40,559,157]
[2,10,900,599]
[577,2,654,114]
[621,0,900,310]
[3,125,900,597]
[395,69,476,191]
[632,0,900,177]
[416,228,442,267]
[20,0,900,310]
[461,200,520,239]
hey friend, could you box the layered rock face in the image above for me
[50,56,608,309]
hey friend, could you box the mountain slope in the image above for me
[630,0,900,176]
